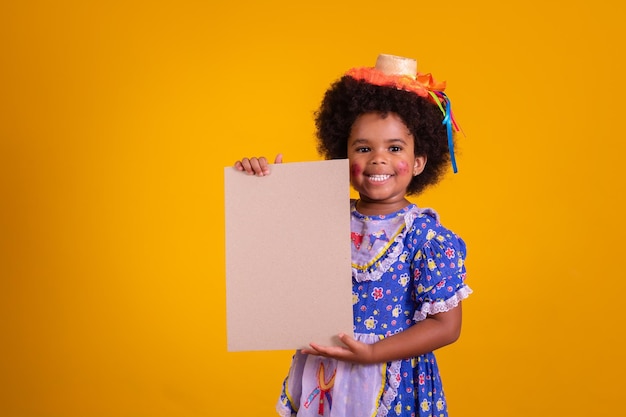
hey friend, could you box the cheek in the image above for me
[396,160,410,175]
[350,163,363,177]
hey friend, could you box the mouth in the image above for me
[367,174,392,182]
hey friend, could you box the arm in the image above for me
[303,303,462,365]
[234,154,283,176]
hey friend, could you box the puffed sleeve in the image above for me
[411,222,472,322]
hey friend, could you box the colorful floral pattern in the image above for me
[277,201,471,417]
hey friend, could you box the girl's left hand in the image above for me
[302,333,376,365]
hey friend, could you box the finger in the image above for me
[301,344,323,356]
[338,333,355,348]
[311,342,349,358]
[337,334,363,356]
[337,333,373,363]
[308,342,336,356]
[238,158,254,175]
[274,153,283,164]
[258,156,272,175]
[250,157,267,177]
[307,342,324,354]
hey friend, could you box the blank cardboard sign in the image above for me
[224,159,353,351]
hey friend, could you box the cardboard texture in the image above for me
[224,159,353,351]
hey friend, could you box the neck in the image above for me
[355,197,412,216]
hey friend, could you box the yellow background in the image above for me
[1,0,624,416]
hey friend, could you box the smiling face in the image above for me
[347,112,426,215]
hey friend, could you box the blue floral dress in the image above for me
[277,201,471,417]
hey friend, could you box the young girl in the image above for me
[235,54,471,417]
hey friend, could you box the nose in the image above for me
[369,149,387,164]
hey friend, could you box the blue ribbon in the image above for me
[430,91,457,174]
[440,92,458,173]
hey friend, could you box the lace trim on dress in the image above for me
[353,206,438,283]
[353,236,404,283]
[413,285,473,322]
[376,359,402,417]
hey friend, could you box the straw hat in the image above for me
[374,54,417,79]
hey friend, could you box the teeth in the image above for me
[369,174,390,182]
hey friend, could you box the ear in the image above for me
[413,155,427,176]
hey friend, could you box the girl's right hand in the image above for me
[234,154,283,176]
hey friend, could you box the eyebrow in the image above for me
[350,138,408,145]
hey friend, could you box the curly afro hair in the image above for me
[315,76,454,195]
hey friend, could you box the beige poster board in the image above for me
[224,159,353,352]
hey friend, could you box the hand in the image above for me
[301,333,376,365]
[234,154,283,176]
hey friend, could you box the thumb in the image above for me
[338,332,356,347]
[274,153,283,164]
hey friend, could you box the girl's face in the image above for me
[347,112,426,214]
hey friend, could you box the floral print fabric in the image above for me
[277,201,471,417]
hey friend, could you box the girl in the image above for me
[235,54,471,417]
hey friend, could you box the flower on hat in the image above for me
[345,67,447,98]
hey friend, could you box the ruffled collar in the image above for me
[350,200,438,282]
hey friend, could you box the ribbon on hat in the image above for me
[428,91,459,173]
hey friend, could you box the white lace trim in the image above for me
[376,359,402,417]
[353,206,437,283]
[413,285,473,322]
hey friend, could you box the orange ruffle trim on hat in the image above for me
[345,67,447,98]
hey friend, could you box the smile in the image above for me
[368,174,391,182]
